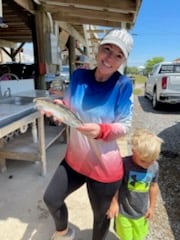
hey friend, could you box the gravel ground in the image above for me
[132,93,180,240]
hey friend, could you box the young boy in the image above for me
[107,128,163,240]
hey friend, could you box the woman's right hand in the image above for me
[76,123,101,139]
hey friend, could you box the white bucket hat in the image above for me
[100,28,133,58]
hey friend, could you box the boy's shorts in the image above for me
[114,214,148,240]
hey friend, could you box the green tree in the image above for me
[144,57,164,75]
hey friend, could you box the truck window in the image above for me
[159,64,180,73]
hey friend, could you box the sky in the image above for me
[127,0,180,67]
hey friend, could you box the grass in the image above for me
[132,74,147,95]
[134,88,142,95]
[132,74,147,84]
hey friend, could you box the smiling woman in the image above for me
[43,28,134,240]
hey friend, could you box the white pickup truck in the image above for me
[144,61,180,109]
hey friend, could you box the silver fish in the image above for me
[33,97,83,128]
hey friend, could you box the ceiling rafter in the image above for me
[1,0,142,65]
[51,7,133,23]
[41,0,136,13]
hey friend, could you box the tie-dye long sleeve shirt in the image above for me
[63,68,133,183]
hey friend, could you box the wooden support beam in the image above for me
[0,40,16,48]
[88,37,101,42]
[52,10,133,24]
[58,21,87,47]
[44,0,136,12]
[14,0,35,14]
[66,35,76,74]
[12,42,25,59]
[87,29,112,33]
[1,47,11,58]
[54,16,125,28]
[34,9,46,89]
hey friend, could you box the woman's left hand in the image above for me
[76,123,100,139]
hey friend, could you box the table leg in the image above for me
[32,120,38,143]
[0,139,7,173]
[37,114,46,176]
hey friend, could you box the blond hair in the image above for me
[131,128,163,162]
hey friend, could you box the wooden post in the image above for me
[0,138,7,173]
[37,114,46,176]
[34,7,47,90]
[66,35,76,75]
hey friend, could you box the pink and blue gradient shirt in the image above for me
[63,68,133,183]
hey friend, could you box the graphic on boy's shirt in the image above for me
[128,171,153,192]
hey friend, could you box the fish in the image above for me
[33,97,83,128]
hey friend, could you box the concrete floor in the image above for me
[0,137,121,240]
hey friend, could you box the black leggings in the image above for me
[44,160,122,240]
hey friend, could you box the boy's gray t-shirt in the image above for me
[119,156,159,219]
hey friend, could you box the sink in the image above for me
[0,96,35,127]
[0,96,34,105]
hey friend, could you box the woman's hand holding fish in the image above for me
[53,99,64,105]
[76,123,100,139]
[40,99,64,124]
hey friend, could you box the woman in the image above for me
[43,28,134,240]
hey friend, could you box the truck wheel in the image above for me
[152,90,160,109]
